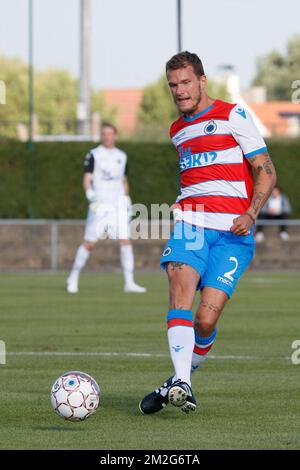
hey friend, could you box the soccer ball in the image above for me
[50,371,100,421]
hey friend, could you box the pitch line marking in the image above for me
[6,351,290,360]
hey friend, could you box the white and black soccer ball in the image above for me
[50,371,100,421]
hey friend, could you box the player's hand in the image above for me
[124,195,133,219]
[172,203,183,224]
[230,213,255,236]
[85,188,98,204]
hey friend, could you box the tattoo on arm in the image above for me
[247,152,276,215]
[263,159,273,175]
[168,262,187,271]
[248,154,257,165]
[248,152,274,177]
[251,191,266,215]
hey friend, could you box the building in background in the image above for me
[247,101,300,137]
[101,69,300,138]
[102,89,143,136]
[9,71,300,141]
[215,65,300,138]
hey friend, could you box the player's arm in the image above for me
[231,151,276,235]
[123,161,132,216]
[228,105,276,235]
[123,159,130,196]
[83,152,97,203]
[246,151,276,220]
[123,176,129,196]
[83,172,93,192]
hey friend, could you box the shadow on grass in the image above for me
[101,392,193,421]
[34,391,196,433]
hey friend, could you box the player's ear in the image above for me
[199,74,207,90]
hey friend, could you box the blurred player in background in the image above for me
[255,184,292,242]
[140,52,276,414]
[67,123,146,294]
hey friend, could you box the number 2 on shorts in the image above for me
[224,256,238,282]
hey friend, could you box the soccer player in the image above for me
[67,123,146,294]
[139,52,276,414]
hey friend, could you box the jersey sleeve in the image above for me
[229,104,268,159]
[121,150,128,176]
[83,151,94,173]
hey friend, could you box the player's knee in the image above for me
[194,317,215,337]
[119,239,131,246]
[84,241,95,251]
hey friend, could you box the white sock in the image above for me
[191,329,217,373]
[70,244,90,278]
[158,329,217,395]
[120,244,134,285]
[167,309,194,386]
[191,352,208,372]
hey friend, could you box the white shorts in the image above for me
[84,205,130,242]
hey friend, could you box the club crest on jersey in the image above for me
[204,120,217,135]
[162,247,172,257]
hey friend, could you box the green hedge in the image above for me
[0,141,179,219]
[0,139,300,218]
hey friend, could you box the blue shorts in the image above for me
[160,222,255,298]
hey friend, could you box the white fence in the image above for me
[0,218,300,271]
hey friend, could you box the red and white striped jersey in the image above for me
[170,99,267,231]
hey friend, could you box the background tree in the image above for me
[253,34,300,100]
[35,69,78,135]
[0,56,115,138]
[91,89,118,126]
[0,57,28,137]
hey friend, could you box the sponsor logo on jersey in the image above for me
[217,276,233,287]
[179,151,218,172]
[204,120,217,134]
[235,107,247,119]
[101,169,116,180]
[179,146,192,159]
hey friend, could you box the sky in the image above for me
[0,0,299,91]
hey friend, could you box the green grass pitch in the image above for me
[0,271,299,450]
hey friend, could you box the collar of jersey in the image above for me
[183,102,216,122]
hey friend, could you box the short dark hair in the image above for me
[166,51,205,78]
[101,122,118,134]
[274,184,282,192]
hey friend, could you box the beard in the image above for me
[176,85,202,115]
